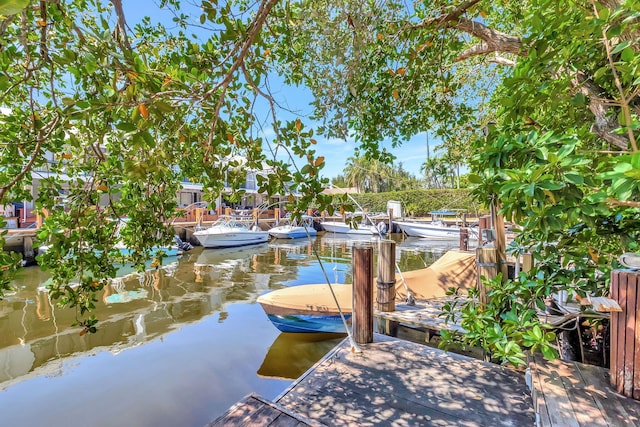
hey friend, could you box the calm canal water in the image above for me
[0,234,459,427]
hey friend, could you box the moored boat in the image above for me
[258,283,353,333]
[394,211,476,240]
[394,220,464,239]
[193,215,269,248]
[320,220,386,235]
[257,250,477,333]
[268,215,317,239]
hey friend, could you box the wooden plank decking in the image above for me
[375,297,466,335]
[274,334,535,426]
[207,393,326,427]
[529,353,640,427]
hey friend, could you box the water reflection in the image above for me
[258,332,346,380]
[0,233,460,427]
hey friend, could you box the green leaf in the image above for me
[611,41,631,55]
[621,47,635,62]
[564,173,583,185]
[540,345,558,360]
[531,325,543,340]
[570,93,586,106]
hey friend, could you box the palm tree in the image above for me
[343,156,369,192]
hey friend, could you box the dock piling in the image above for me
[352,243,374,344]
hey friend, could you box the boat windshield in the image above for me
[212,215,253,228]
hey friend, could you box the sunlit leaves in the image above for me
[0,0,336,326]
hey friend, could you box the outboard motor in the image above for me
[174,235,193,251]
[376,221,388,235]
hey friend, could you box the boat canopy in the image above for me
[427,210,459,216]
[258,250,477,315]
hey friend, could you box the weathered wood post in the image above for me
[388,208,394,234]
[376,240,396,335]
[376,240,396,312]
[459,228,469,251]
[476,247,498,306]
[352,242,374,344]
[610,270,640,399]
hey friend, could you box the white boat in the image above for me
[394,220,464,239]
[394,211,476,240]
[320,220,386,235]
[268,215,317,239]
[193,215,269,248]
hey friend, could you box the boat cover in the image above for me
[394,250,476,300]
[257,250,477,316]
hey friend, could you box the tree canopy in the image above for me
[1,0,639,360]
[280,0,640,363]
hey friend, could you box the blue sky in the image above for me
[123,2,431,180]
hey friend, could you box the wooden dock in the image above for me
[272,334,534,426]
[529,353,640,426]
[208,335,640,427]
[209,302,640,426]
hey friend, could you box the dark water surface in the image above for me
[0,234,459,427]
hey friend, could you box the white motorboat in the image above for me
[193,215,269,248]
[394,211,476,240]
[394,220,464,239]
[268,215,317,239]
[320,219,386,235]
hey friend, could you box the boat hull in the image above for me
[258,250,478,332]
[394,221,466,239]
[268,226,317,239]
[265,314,350,333]
[193,232,269,248]
[193,215,271,248]
[320,221,378,235]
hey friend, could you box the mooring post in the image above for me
[376,240,396,313]
[476,247,498,307]
[459,228,469,251]
[353,242,374,344]
[376,240,397,336]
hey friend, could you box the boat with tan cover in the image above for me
[257,250,477,333]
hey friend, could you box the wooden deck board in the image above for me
[208,393,326,427]
[276,334,535,426]
[374,297,466,334]
[530,353,640,426]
